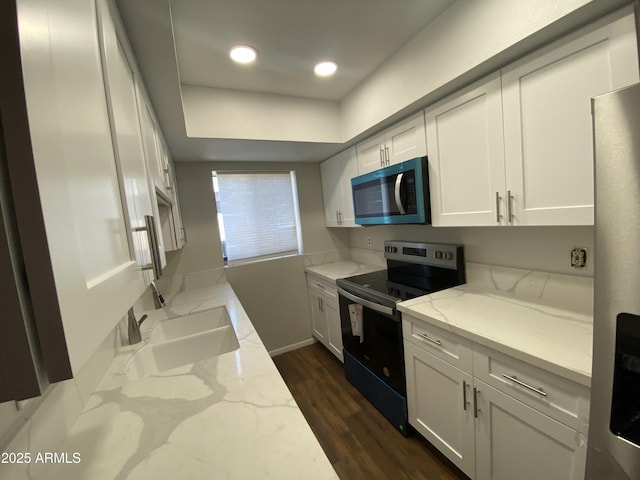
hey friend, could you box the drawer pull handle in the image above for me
[314,283,325,290]
[415,333,442,346]
[502,374,547,397]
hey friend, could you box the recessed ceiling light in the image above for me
[230,45,257,64]
[314,60,337,77]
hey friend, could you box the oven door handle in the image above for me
[337,287,395,316]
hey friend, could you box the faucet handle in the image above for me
[150,281,165,308]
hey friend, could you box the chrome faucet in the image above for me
[127,307,147,345]
[150,281,165,309]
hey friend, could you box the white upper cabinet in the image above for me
[426,72,506,226]
[427,9,639,227]
[320,147,359,227]
[502,10,639,226]
[99,0,155,286]
[138,101,166,195]
[17,0,147,375]
[356,112,427,174]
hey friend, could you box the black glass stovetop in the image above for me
[336,260,464,307]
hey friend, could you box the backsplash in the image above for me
[302,248,351,268]
[465,263,594,317]
[349,225,595,277]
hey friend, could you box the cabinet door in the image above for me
[18,0,146,375]
[475,380,587,480]
[137,99,168,267]
[320,147,359,227]
[385,112,427,166]
[138,102,164,193]
[426,72,506,226]
[308,289,328,344]
[404,341,476,477]
[325,299,344,362]
[100,0,154,286]
[356,132,386,174]
[502,11,639,226]
[320,154,342,227]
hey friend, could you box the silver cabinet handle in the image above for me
[495,192,502,223]
[415,332,442,346]
[463,381,468,411]
[473,387,479,418]
[507,190,514,223]
[502,374,547,397]
[379,147,385,167]
[338,211,343,224]
[144,215,162,280]
[313,283,325,290]
[385,146,390,166]
[394,173,406,215]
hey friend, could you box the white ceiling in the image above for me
[172,0,454,101]
[116,0,456,162]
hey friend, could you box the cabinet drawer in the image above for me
[473,346,590,430]
[306,274,338,302]
[403,316,473,373]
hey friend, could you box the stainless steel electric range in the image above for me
[336,240,465,435]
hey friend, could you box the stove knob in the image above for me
[435,251,443,259]
[444,252,453,261]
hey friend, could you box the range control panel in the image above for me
[384,240,462,269]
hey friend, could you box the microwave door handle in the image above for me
[337,287,394,316]
[394,173,406,215]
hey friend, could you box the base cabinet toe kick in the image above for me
[403,315,590,480]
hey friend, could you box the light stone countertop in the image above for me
[305,260,384,283]
[42,269,338,480]
[398,263,594,387]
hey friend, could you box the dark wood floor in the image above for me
[273,342,470,480]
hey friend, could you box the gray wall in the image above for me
[166,161,349,353]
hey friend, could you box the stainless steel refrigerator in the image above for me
[587,83,640,479]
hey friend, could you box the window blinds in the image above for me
[214,171,302,263]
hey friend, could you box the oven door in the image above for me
[338,288,405,395]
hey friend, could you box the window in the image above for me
[212,171,303,265]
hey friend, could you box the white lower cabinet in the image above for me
[405,341,476,477]
[474,379,587,480]
[307,274,343,362]
[403,315,588,479]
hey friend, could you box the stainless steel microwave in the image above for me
[351,156,430,225]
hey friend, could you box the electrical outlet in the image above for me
[367,236,372,247]
[570,247,588,268]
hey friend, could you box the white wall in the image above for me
[181,85,342,143]
[339,0,627,140]
[166,161,349,352]
[350,225,595,277]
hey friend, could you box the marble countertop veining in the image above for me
[398,263,594,388]
[43,269,339,480]
[305,261,384,283]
